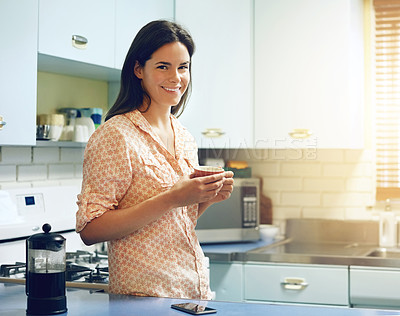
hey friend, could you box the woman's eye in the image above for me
[157,65,167,70]
[179,65,189,70]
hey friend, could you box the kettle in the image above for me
[26,223,67,315]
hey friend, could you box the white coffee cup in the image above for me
[59,125,74,141]
[73,125,89,142]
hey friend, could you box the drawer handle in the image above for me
[201,128,225,138]
[72,35,88,49]
[281,277,309,290]
[288,128,312,139]
[0,115,6,130]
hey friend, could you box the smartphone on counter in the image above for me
[171,303,217,315]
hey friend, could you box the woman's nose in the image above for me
[168,69,180,82]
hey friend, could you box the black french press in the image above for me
[26,223,67,315]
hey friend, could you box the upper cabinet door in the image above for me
[254,0,364,149]
[38,0,115,68]
[175,0,254,149]
[0,0,38,146]
[115,0,174,70]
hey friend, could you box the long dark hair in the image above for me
[105,20,195,121]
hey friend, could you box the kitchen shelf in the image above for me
[38,54,121,82]
[35,140,87,148]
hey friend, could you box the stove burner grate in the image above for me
[0,262,26,278]
[1,260,109,284]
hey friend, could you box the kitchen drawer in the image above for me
[350,266,400,308]
[244,263,348,306]
[209,262,244,302]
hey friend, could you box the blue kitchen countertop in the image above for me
[201,238,275,261]
[1,283,400,316]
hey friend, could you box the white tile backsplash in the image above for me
[303,178,345,191]
[74,163,83,178]
[281,192,321,206]
[345,177,374,192]
[48,163,75,179]
[245,148,376,224]
[0,165,16,182]
[17,164,47,181]
[33,147,59,163]
[314,149,344,162]
[281,162,321,177]
[60,148,85,163]
[1,146,376,225]
[302,207,345,219]
[0,145,83,190]
[322,192,374,208]
[1,147,31,164]
[262,177,302,191]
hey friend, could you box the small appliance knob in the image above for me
[42,223,51,233]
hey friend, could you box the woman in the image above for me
[76,20,234,300]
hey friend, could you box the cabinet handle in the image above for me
[281,277,309,290]
[201,128,225,138]
[288,128,312,139]
[72,35,88,49]
[0,115,6,130]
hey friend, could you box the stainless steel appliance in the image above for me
[196,178,260,243]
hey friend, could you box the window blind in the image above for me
[374,0,400,200]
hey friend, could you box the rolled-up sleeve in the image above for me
[76,122,133,232]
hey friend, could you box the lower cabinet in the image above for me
[209,262,244,302]
[210,261,400,308]
[244,262,349,306]
[350,266,400,309]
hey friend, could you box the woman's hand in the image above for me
[168,172,227,208]
[197,171,234,216]
[204,171,234,204]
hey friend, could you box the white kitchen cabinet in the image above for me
[350,266,400,309]
[175,0,254,149]
[209,262,244,302]
[0,0,38,146]
[254,0,364,149]
[38,0,115,69]
[115,0,174,70]
[244,262,349,306]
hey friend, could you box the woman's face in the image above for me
[134,41,190,110]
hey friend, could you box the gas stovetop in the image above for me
[66,250,109,283]
[0,250,109,291]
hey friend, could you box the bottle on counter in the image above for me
[379,199,397,248]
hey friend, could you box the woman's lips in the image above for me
[163,86,180,92]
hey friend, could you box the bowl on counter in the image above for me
[259,224,279,241]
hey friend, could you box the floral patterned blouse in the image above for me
[76,110,212,299]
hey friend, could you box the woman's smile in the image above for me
[162,86,181,92]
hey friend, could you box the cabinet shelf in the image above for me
[38,54,121,82]
[35,140,87,148]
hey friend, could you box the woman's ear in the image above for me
[134,61,143,79]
